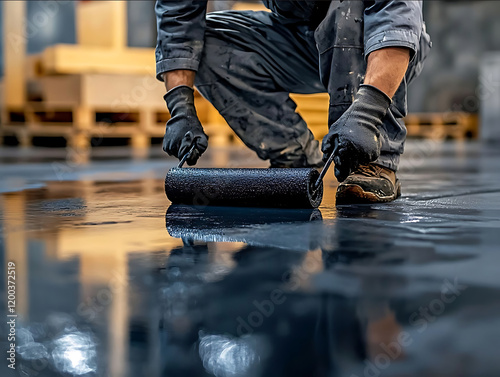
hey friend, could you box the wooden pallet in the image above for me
[293,93,479,142]
[0,102,238,149]
[404,112,479,140]
[292,93,480,141]
[2,106,479,148]
[1,103,154,147]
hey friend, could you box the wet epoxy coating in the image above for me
[1,141,499,377]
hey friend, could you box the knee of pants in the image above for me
[194,43,249,104]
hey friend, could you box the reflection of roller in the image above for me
[165,168,323,209]
[165,205,323,250]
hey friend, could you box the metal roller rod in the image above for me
[314,138,338,190]
[314,151,335,190]
[177,144,197,168]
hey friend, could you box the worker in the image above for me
[155,1,431,204]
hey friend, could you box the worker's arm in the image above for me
[321,0,423,181]
[364,47,410,98]
[155,0,207,81]
[155,0,208,164]
[363,0,423,63]
[162,70,196,91]
[321,47,410,181]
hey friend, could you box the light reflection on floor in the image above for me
[1,141,500,377]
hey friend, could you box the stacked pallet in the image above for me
[0,1,236,150]
[1,73,234,149]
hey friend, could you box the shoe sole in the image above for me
[336,180,402,205]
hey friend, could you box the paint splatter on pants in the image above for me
[195,10,430,170]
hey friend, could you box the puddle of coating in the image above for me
[0,141,500,377]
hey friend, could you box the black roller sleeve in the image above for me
[165,168,323,209]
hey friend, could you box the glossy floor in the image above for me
[1,141,499,377]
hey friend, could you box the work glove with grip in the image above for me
[163,85,208,166]
[321,84,392,182]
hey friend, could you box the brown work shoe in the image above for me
[335,163,401,205]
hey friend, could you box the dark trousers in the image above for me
[195,10,429,170]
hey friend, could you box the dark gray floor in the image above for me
[0,141,499,377]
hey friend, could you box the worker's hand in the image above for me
[163,85,208,166]
[321,85,391,182]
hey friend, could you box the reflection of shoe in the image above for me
[336,163,401,204]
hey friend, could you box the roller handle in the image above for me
[177,144,197,168]
[314,139,337,189]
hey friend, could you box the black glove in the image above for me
[163,85,208,166]
[321,84,392,182]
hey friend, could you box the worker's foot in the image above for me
[335,163,401,205]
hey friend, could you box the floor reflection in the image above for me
[1,142,500,376]
[156,203,487,377]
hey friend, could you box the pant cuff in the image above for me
[374,153,400,172]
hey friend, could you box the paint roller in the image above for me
[165,144,335,209]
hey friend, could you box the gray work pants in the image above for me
[195,10,429,170]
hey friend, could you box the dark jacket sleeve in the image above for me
[364,1,423,60]
[155,0,207,81]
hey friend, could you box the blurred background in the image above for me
[1,0,499,157]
